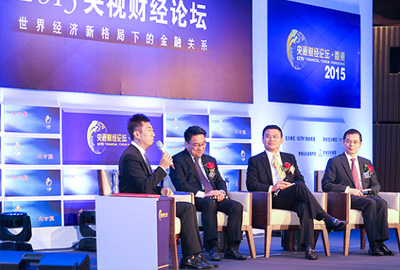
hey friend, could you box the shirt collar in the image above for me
[344,152,358,162]
[131,140,146,158]
[265,150,280,161]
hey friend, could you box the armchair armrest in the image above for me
[312,192,327,211]
[228,191,252,212]
[379,192,400,211]
[250,192,271,229]
[327,192,349,221]
[174,192,194,204]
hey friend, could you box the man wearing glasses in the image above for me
[170,126,247,261]
[246,125,346,260]
[322,128,395,256]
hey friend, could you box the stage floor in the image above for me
[35,229,399,270]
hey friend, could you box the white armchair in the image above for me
[315,170,400,255]
[195,191,256,258]
[251,191,331,258]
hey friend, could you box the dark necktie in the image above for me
[194,157,213,193]
[351,158,361,190]
[144,153,152,173]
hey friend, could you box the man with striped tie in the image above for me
[246,125,346,260]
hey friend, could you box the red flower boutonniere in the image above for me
[364,164,374,174]
[282,162,295,174]
[204,162,216,179]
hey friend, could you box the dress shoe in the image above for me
[368,244,384,256]
[379,243,396,256]
[305,247,318,260]
[197,254,219,268]
[209,247,221,261]
[179,254,214,269]
[224,247,247,260]
[325,218,346,232]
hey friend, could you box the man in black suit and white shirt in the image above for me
[322,128,395,256]
[170,126,247,262]
[118,114,216,269]
[246,125,346,260]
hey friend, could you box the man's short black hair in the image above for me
[343,128,362,142]
[127,114,150,140]
[262,125,283,137]
[184,126,207,142]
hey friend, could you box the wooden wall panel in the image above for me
[373,26,400,192]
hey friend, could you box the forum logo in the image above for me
[286,29,307,70]
[87,121,108,154]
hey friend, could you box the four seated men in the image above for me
[119,115,394,262]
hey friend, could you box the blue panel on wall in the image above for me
[62,111,163,165]
[210,116,251,139]
[4,170,61,196]
[166,114,209,138]
[63,169,100,196]
[209,142,251,166]
[4,200,61,227]
[4,105,60,133]
[268,0,360,108]
[3,137,60,165]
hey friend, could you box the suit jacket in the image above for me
[246,151,305,192]
[170,149,227,194]
[118,144,166,194]
[322,153,380,194]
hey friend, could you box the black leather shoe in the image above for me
[305,247,318,260]
[379,243,396,256]
[197,254,219,268]
[209,247,221,261]
[179,254,214,269]
[368,244,384,256]
[224,247,247,260]
[325,218,346,232]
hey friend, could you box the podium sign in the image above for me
[96,195,172,270]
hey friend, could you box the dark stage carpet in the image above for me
[33,229,399,270]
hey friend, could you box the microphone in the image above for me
[156,140,175,169]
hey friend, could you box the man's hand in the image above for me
[159,152,173,170]
[161,187,174,197]
[205,190,225,202]
[348,188,363,196]
[271,180,294,192]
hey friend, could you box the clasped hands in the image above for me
[349,188,373,196]
[205,190,226,202]
[271,180,294,192]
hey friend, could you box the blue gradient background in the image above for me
[268,0,360,108]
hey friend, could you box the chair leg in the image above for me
[360,228,366,249]
[320,228,331,257]
[245,227,256,258]
[343,225,351,256]
[169,235,179,270]
[264,227,273,258]
[394,225,400,252]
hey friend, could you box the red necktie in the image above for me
[351,158,361,190]
[194,157,213,193]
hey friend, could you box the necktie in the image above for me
[144,153,152,173]
[272,154,286,181]
[194,157,213,193]
[351,158,361,190]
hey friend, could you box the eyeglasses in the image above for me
[344,139,360,145]
[189,141,207,148]
[264,135,281,140]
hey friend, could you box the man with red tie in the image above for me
[170,126,247,262]
[322,128,395,256]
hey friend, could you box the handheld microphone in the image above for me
[156,141,175,169]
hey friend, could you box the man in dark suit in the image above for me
[246,125,346,260]
[119,114,216,269]
[170,126,247,261]
[322,128,395,256]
